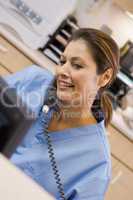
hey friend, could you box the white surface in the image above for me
[117,71,133,88]
[0,0,77,49]
[0,25,56,74]
[25,0,77,34]
[0,154,55,200]
[0,2,46,49]
[75,0,133,47]
[111,108,133,140]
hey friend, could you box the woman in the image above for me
[5,28,119,200]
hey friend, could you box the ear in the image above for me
[98,68,113,88]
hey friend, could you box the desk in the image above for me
[111,109,133,140]
[0,154,55,200]
[106,124,133,200]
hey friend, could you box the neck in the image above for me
[57,104,96,126]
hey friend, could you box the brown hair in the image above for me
[70,28,120,127]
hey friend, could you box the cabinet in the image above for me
[113,0,133,13]
[0,64,9,75]
[106,126,133,200]
[106,156,133,200]
[0,35,33,73]
[108,125,133,170]
[40,16,79,64]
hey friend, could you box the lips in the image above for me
[58,80,74,89]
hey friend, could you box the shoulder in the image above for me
[3,65,55,114]
[77,121,111,178]
[25,65,54,80]
[4,65,54,87]
[95,120,112,178]
[97,120,111,160]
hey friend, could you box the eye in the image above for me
[72,63,83,69]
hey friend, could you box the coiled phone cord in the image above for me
[44,125,66,200]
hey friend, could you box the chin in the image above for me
[57,90,72,104]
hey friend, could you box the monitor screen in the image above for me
[0,77,34,158]
[120,41,133,79]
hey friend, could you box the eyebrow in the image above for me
[60,54,86,65]
[60,54,66,60]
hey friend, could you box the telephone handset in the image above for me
[42,105,66,200]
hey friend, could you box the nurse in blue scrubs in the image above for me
[4,28,120,200]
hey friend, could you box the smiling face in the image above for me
[56,39,103,109]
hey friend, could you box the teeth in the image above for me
[59,82,74,86]
[59,83,74,88]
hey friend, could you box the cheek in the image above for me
[73,72,99,102]
[73,72,98,91]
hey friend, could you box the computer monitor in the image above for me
[120,41,133,79]
[0,76,34,158]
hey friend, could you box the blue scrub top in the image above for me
[4,65,111,200]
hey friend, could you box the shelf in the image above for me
[117,70,133,88]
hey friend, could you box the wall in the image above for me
[74,0,133,47]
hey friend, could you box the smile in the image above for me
[58,81,75,89]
